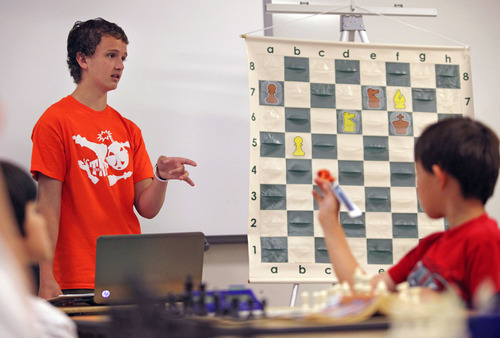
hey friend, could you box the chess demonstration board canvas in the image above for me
[245,35,474,283]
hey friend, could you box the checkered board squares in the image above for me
[246,36,473,283]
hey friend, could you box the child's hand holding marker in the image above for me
[316,169,362,218]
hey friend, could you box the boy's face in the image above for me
[415,161,443,219]
[82,35,128,92]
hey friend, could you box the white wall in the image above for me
[1,0,499,307]
[0,0,262,237]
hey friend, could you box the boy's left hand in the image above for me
[156,156,197,186]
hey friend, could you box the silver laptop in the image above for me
[93,232,205,305]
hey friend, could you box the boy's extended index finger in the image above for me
[161,157,197,167]
[176,157,197,167]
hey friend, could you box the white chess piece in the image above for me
[374,279,389,295]
[320,290,328,309]
[396,282,410,302]
[301,291,310,312]
[341,281,352,296]
[352,267,373,295]
[312,291,322,312]
[396,281,409,292]
[352,267,364,294]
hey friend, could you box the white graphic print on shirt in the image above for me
[73,130,132,186]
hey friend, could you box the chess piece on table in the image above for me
[301,291,310,312]
[230,298,240,319]
[213,292,223,317]
[183,275,194,316]
[246,297,256,320]
[197,283,208,317]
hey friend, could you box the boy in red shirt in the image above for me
[31,18,197,299]
[314,117,500,308]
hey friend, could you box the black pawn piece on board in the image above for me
[185,274,194,302]
[185,275,193,293]
[230,297,240,319]
[213,292,222,317]
[261,299,267,318]
[197,283,208,317]
[184,275,194,316]
[246,297,255,320]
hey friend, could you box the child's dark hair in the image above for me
[415,117,499,204]
[0,161,37,236]
[67,17,128,83]
[0,161,40,290]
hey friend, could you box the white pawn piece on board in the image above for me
[301,291,310,312]
[353,267,364,282]
[352,267,372,295]
[374,279,389,296]
[361,273,373,295]
[320,290,328,309]
[312,291,323,312]
[352,267,364,294]
[341,280,352,296]
[396,281,409,292]
[396,282,410,302]
[360,279,372,295]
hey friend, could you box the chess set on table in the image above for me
[72,276,393,337]
[71,273,475,338]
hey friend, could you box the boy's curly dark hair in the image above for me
[415,117,500,204]
[67,18,128,83]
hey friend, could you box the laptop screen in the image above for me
[93,232,205,305]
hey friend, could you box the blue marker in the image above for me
[330,180,362,218]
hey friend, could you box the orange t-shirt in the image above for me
[31,96,153,290]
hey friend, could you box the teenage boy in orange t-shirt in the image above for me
[31,18,197,300]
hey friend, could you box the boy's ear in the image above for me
[76,52,89,70]
[431,164,448,189]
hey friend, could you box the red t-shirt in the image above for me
[31,96,153,290]
[389,213,500,307]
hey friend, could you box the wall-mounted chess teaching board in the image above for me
[245,36,474,283]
